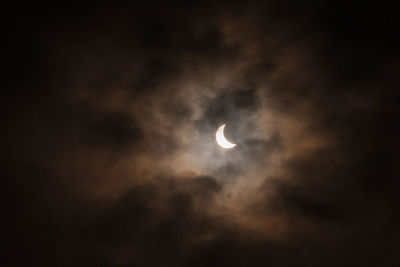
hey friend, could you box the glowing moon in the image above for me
[216,124,237,149]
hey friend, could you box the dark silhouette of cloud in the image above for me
[2,1,399,266]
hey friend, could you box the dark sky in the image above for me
[2,1,399,266]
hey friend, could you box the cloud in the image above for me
[3,1,399,266]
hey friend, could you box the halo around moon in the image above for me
[216,124,237,149]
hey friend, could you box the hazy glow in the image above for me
[215,124,237,149]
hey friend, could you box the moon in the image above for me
[216,124,237,149]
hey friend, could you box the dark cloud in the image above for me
[2,1,400,266]
[85,112,142,151]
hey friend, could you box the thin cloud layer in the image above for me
[3,1,399,266]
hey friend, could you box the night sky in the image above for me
[3,2,399,266]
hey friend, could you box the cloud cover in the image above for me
[2,1,399,266]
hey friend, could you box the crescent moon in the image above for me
[216,124,237,149]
